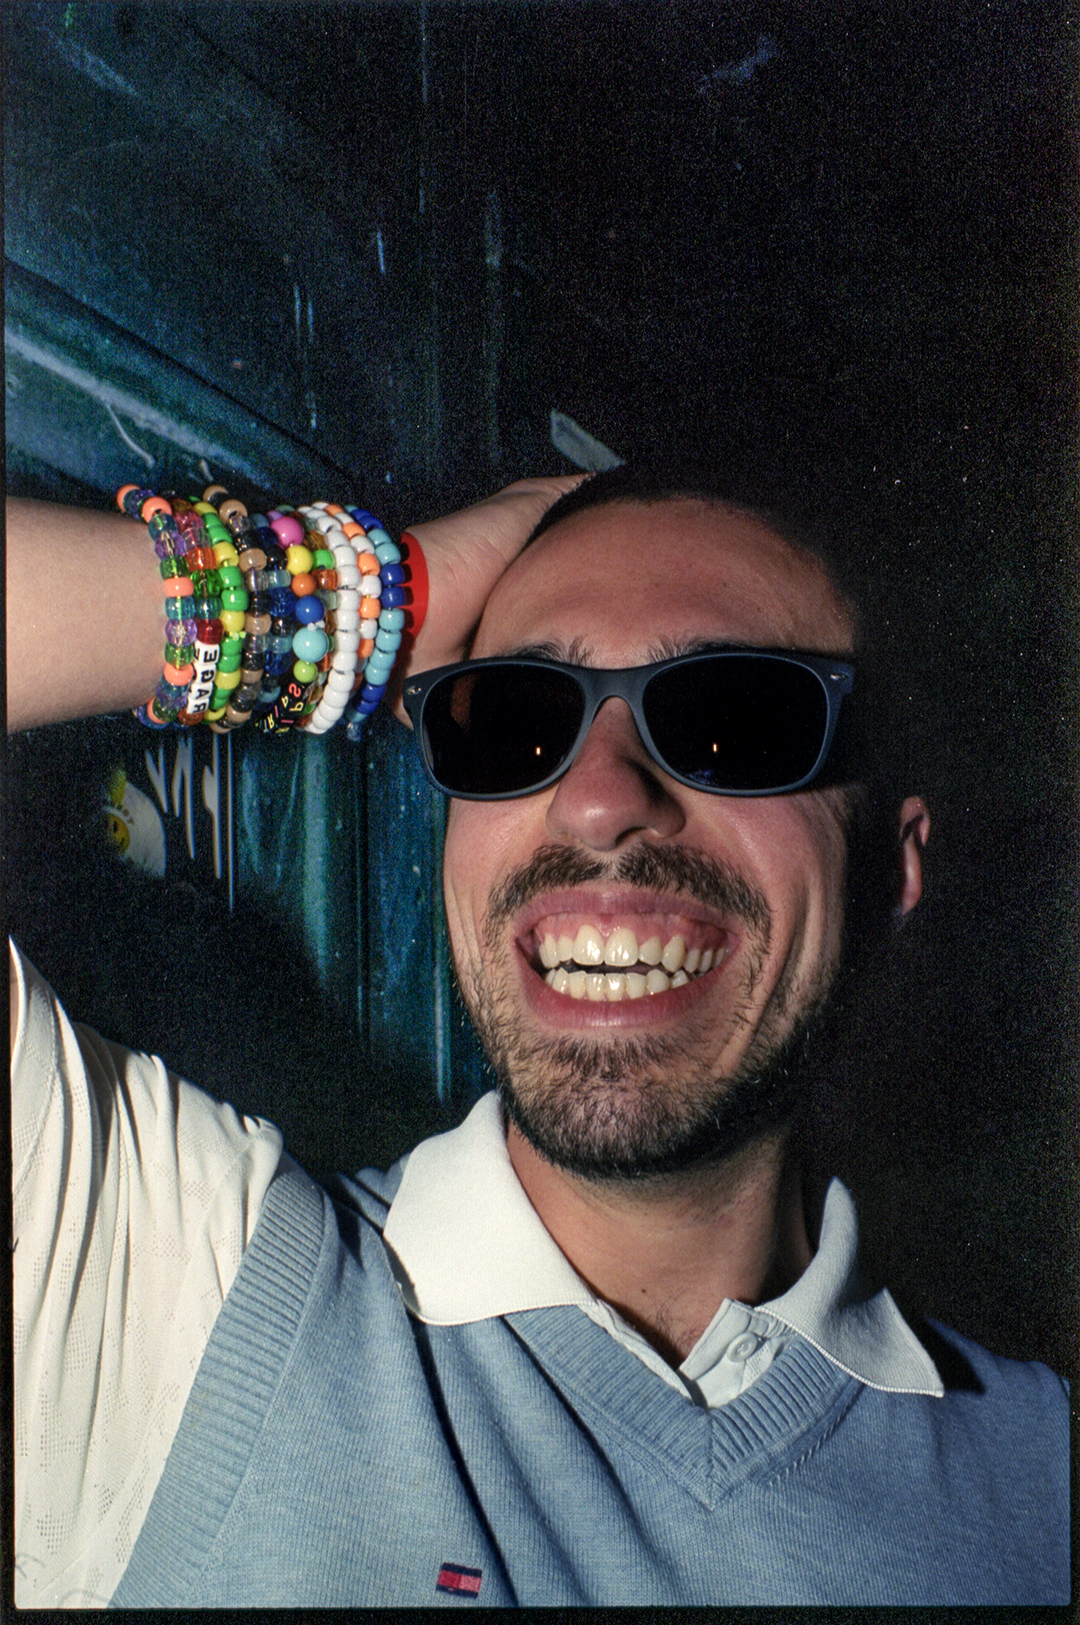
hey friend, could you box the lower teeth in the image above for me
[545,965,695,1001]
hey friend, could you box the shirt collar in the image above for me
[381,1091,942,1397]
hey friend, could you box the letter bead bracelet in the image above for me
[116,483,427,738]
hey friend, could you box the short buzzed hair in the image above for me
[528,463,868,650]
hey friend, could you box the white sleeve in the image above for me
[11,940,286,1608]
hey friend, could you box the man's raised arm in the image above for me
[5,477,583,734]
[6,498,165,731]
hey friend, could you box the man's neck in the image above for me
[506,1123,813,1368]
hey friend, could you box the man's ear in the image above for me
[896,795,930,917]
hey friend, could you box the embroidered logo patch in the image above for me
[436,1563,483,1597]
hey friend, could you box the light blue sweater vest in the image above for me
[110,1160,1070,1608]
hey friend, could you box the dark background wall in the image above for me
[5,1,1076,1377]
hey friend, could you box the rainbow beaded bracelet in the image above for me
[117,484,203,726]
[119,480,416,737]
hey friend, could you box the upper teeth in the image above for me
[537,924,717,1000]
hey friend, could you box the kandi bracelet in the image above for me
[296,502,364,735]
[343,512,405,741]
[117,484,200,727]
[119,479,410,735]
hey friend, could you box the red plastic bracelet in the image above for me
[401,532,429,638]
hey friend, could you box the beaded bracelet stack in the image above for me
[117,482,421,738]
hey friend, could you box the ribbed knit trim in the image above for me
[507,1305,856,1509]
[708,1338,847,1476]
[109,1163,327,1608]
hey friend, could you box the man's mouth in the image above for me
[523,914,733,1003]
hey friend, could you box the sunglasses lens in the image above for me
[644,656,830,791]
[421,665,586,795]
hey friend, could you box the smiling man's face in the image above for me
[442,497,861,1180]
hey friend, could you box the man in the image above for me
[9,468,1069,1606]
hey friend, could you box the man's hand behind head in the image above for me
[387,475,588,722]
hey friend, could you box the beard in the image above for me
[457,841,840,1184]
[492,1021,818,1182]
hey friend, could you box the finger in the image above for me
[405,474,586,559]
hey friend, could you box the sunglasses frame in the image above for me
[401,648,855,801]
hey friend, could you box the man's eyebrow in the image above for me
[648,634,751,661]
[483,635,753,666]
[492,638,592,664]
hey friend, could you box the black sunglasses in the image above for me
[401,649,855,801]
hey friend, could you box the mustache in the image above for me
[487,842,772,939]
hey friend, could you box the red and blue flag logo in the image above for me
[436,1563,483,1597]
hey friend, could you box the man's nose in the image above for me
[544,699,687,852]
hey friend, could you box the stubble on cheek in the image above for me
[733,865,847,1082]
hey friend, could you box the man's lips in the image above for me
[511,888,740,1013]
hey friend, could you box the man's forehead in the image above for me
[474,497,855,659]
